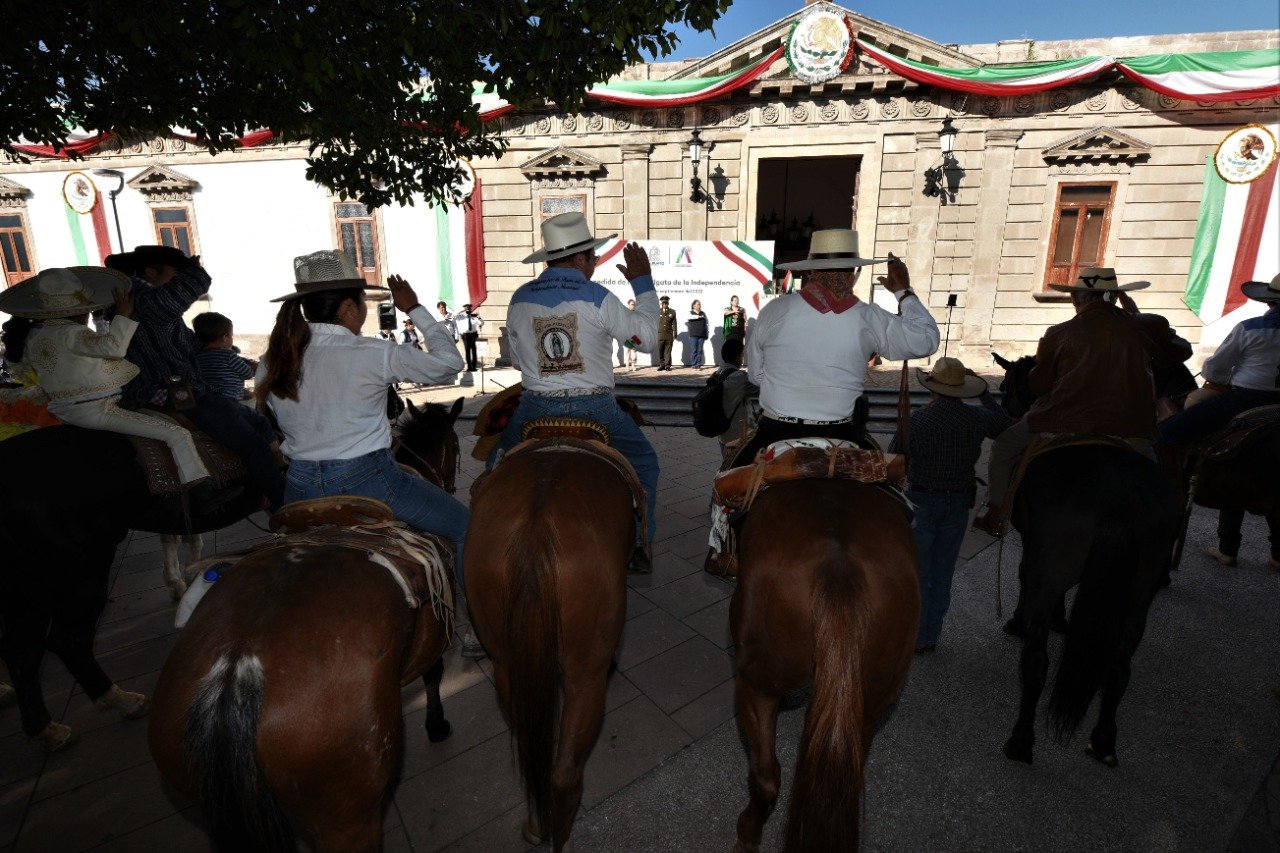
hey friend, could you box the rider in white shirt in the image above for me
[491,213,660,571]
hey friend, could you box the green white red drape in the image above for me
[10,129,276,159]
[1183,135,1279,342]
[854,40,1280,102]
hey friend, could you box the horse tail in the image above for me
[182,653,295,852]
[786,559,868,851]
[1048,515,1141,741]
[502,523,562,836]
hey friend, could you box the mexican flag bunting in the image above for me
[1117,50,1280,103]
[854,40,1114,95]
[1184,136,1279,346]
[586,46,783,107]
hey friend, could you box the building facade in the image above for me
[2,4,1278,364]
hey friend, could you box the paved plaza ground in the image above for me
[1,374,1278,852]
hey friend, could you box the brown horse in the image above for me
[731,479,918,852]
[464,443,636,851]
[148,398,462,851]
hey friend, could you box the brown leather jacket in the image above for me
[1026,301,1172,439]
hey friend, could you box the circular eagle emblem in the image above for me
[62,171,97,215]
[786,8,854,85]
[1215,124,1277,184]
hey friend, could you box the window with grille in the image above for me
[152,207,197,256]
[1043,183,1116,292]
[539,195,586,222]
[0,213,34,287]
[334,203,382,286]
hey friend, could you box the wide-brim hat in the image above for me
[776,229,887,271]
[916,357,987,398]
[1048,266,1150,293]
[1241,272,1280,302]
[0,267,130,319]
[104,244,190,276]
[522,212,615,264]
[271,250,389,302]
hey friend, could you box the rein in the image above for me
[394,427,460,494]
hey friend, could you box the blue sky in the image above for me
[658,0,1280,59]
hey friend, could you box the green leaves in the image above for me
[2,0,727,207]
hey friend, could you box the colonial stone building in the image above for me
[1,3,1277,365]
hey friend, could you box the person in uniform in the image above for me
[656,296,677,371]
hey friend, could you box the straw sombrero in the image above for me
[776,229,887,271]
[916,357,987,398]
[0,267,130,319]
[521,213,615,265]
[1241,272,1280,302]
[271,250,388,302]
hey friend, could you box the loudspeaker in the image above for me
[377,303,397,331]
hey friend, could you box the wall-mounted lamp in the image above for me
[687,129,708,204]
[92,168,126,251]
[923,117,961,201]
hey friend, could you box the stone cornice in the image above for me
[1041,125,1153,163]
[0,175,32,208]
[127,164,200,202]
[519,146,605,179]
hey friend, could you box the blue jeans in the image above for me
[1157,388,1280,445]
[186,391,286,510]
[909,488,973,647]
[689,337,706,368]
[487,393,659,543]
[284,449,471,583]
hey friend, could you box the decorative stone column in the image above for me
[908,131,942,305]
[621,143,652,239]
[958,128,1023,362]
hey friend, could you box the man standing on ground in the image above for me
[656,296,677,371]
[456,303,484,371]
[891,357,1011,652]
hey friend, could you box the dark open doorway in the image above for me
[754,156,860,288]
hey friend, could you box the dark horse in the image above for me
[0,422,262,744]
[993,353,1178,766]
[731,480,918,852]
[148,398,462,851]
[465,442,635,851]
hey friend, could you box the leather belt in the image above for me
[527,386,612,398]
[767,413,855,425]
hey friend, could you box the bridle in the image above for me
[395,426,460,494]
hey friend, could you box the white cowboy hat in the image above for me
[916,356,987,398]
[521,213,615,264]
[271,250,389,302]
[776,229,887,271]
[1241,272,1280,302]
[1048,266,1150,293]
[0,267,130,319]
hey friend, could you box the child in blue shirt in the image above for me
[193,312,257,401]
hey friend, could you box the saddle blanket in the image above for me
[127,412,247,495]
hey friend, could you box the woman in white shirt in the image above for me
[257,251,468,571]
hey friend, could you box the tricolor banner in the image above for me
[586,46,783,107]
[1117,50,1280,103]
[856,40,1115,96]
[1184,125,1280,346]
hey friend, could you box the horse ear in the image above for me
[992,352,1012,370]
[407,399,420,417]
[449,397,464,422]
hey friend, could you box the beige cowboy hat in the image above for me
[1048,266,1150,293]
[271,250,388,302]
[0,267,130,319]
[776,229,887,271]
[521,212,615,264]
[1241,272,1280,302]
[916,357,988,398]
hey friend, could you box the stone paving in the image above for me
[1,384,1278,852]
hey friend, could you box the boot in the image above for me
[94,685,150,719]
[972,505,1007,537]
[31,721,76,752]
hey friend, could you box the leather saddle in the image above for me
[713,438,905,510]
[128,408,248,496]
[1199,404,1280,463]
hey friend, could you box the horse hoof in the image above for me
[1002,619,1025,639]
[30,722,77,753]
[1002,737,1032,764]
[166,581,187,601]
[426,717,452,743]
[521,817,545,845]
[1085,741,1118,768]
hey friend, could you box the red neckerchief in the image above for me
[799,284,860,314]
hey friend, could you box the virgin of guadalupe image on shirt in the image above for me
[533,313,585,375]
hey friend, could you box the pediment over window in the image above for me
[0,176,32,207]
[519,147,605,180]
[127,165,200,201]
[1042,127,1152,164]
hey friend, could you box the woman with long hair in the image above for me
[258,250,468,571]
[687,299,708,369]
[723,294,746,343]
